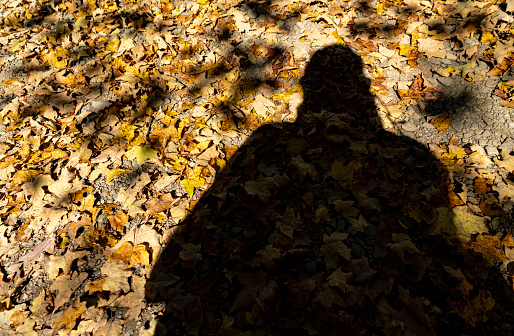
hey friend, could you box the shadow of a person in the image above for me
[146,45,514,336]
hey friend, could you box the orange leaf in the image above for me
[108,211,129,233]
[108,241,134,264]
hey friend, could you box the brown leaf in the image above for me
[451,290,495,327]
[320,232,351,269]
[474,177,489,194]
[230,270,268,313]
[144,193,174,214]
[179,243,202,268]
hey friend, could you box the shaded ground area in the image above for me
[147,45,514,335]
[1,0,514,335]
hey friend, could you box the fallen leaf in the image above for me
[125,145,158,165]
[427,112,450,132]
[320,232,351,269]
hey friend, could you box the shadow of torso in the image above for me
[146,45,513,336]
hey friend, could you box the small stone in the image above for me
[485,146,499,156]
[351,243,366,258]
[500,138,514,154]
[491,218,501,231]
[337,220,346,231]
[373,244,388,258]
[436,75,453,86]
[482,115,493,125]
[402,122,417,132]
[452,120,464,132]
[305,260,317,273]
[231,227,243,234]
[470,145,487,156]
[467,195,480,205]
[365,224,378,236]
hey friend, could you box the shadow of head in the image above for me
[298,45,378,132]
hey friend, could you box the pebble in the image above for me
[305,260,317,273]
[351,243,366,258]
[365,224,378,236]
[452,120,464,132]
[373,245,388,258]
[491,218,501,231]
[337,220,346,231]
[482,116,493,125]
[436,75,453,86]
[485,146,499,156]
[500,138,514,154]
[402,122,417,132]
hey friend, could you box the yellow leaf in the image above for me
[432,206,488,241]
[108,211,129,233]
[63,73,87,88]
[86,277,107,294]
[12,170,40,185]
[105,168,131,183]
[223,145,239,160]
[6,13,21,27]
[42,48,69,69]
[125,145,158,165]
[119,122,137,141]
[481,31,496,44]
[182,177,206,198]
[470,234,506,261]
[427,112,450,132]
[331,160,362,187]
[0,298,12,312]
[193,140,211,155]
[105,39,120,53]
[9,309,28,326]
[397,44,417,56]
[52,301,87,334]
[56,232,69,249]
[1,78,21,87]
[270,84,303,103]
[129,243,151,267]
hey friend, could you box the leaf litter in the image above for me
[0,0,514,335]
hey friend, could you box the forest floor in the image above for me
[2,0,514,335]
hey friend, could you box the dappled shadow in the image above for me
[146,45,514,335]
